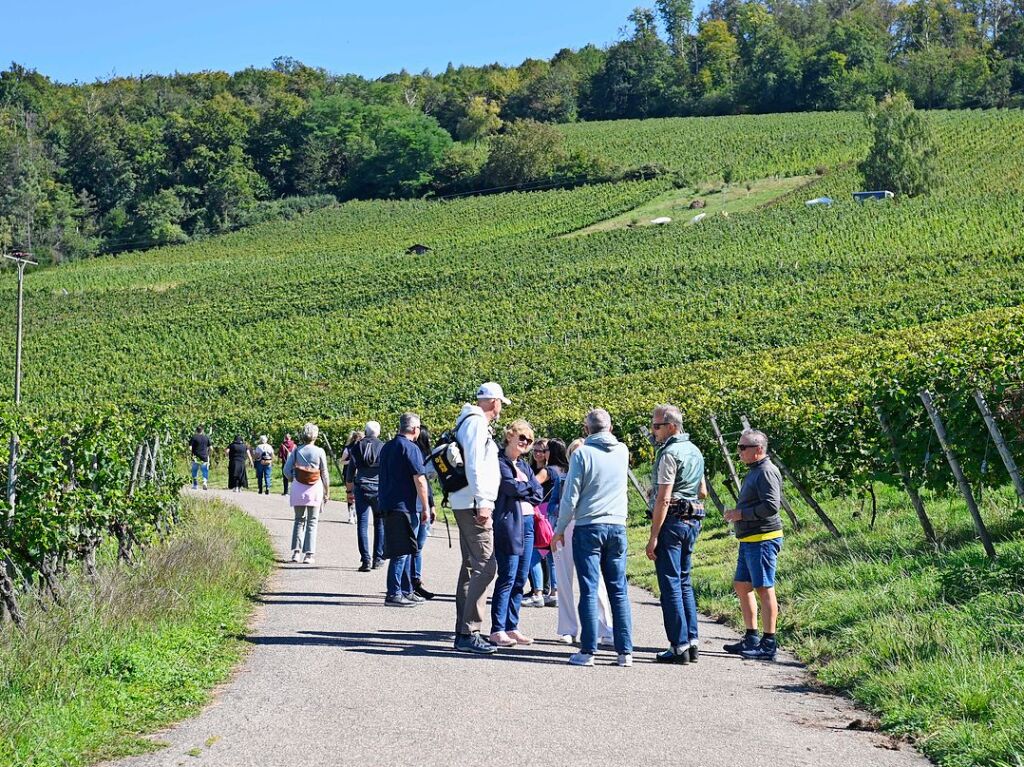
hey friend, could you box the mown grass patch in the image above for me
[625,480,1024,767]
[0,497,274,767]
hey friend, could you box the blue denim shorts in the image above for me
[735,538,783,588]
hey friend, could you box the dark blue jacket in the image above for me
[494,453,543,556]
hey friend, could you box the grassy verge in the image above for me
[625,479,1024,767]
[0,496,274,767]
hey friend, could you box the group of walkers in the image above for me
[187,380,785,666]
[188,427,297,497]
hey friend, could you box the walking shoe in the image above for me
[384,595,418,608]
[413,581,435,600]
[724,633,761,655]
[372,559,384,570]
[358,561,371,573]
[558,634,575,644]
[455,632,497,654]
[544,593,558,607]
[598,635,615,648]
[568,652,595,667]
[202,483,208,490]
[688,644,699,663]
[655,646,690,664]
[489,631,517,647]
[406,592,426,603]
[191,482,199,490]
[617,653,633,667]
[741,636,777,661]
[524,593,545,607]
[290,549,301,563]
[507,630,533,645]
[302,554,314,565]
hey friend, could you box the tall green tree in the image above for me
[858,91,937,197]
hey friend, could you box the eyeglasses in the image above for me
[651,422,669,430]
[737,444,758,451]
[533,447,549,453]
[516,435,534,446]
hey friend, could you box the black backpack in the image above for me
[429,412,484,504]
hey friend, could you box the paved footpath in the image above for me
[108,489,927,767]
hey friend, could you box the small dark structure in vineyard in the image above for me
[405,243,431,255]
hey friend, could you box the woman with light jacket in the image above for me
[489,419,543,647]
[283,422,331,565]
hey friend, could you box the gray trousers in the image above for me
[291,505,320,554]
[454,508,497,636]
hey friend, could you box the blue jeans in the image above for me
[387,512,419,598]
[412,518,431,582]
[655,518,701,647]
[255,463,271,493]
[573,523,632,655]
[490,515,535,634]
[354,486,384,565]
[190,460,209,484]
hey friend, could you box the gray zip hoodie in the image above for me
[554,431,629,535]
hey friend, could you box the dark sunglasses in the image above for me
[737,443,758,451]
[533,447,549,453]
[516,435,534,446]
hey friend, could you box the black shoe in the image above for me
[454,632,497,654]
[655,646,689,664]
[740,636,777,661]
[724,633,761,655]
[688,645,699,663]
[358,562,371,573]
[372,559,384,570]
[413,581,435,600]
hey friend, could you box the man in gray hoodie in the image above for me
[551,409,634,667]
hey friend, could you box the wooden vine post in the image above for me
[740,416,803,531]
[973,389,1024,507]
[704,476,726,516]
[920,390,997,560]
[874,405,937,544]
[709,415,741,498]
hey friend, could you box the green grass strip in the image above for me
[0,497,274,767]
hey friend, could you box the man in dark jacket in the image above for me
[346,421,385,572]
[723,429,784,661]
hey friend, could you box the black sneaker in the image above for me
[655,646,689,664]
[741,636,777,661]
[358,562,371,573]
[724,633,761,655]
[688,644,699,663]
[372,558,384,570]
[454,632,497,654]
[413,581,435,600]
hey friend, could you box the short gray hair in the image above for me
[653,404,683,429]
[585,408,612,434]
[258,435,268,444]
[740,428,768,449]
[399,412,421,435]
[364,421,381,438]
[301,422,319,443]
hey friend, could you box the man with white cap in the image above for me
[451,382,509,655]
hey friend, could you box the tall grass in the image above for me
[0,497,274,767]
[626,480,1024,767]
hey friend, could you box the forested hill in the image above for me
[2,0,1023,264]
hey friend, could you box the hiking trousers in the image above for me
[454,508,497,636]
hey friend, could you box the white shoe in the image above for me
[303,554,314,565]
[558,634,575,644]
[617,653,633,667]
[524,593,544,607]
[568,652,595,667]
[291,550,301,562]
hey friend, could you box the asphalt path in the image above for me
[107,488,928,767]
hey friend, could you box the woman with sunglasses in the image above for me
[525,439,569,607]
[489,420,544,647]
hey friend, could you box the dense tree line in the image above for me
[1,0,1022,262]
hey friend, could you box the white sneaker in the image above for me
[568,652,595,667]
[290,550,301,562]
[303,554,314,565]
[524,593,544,607]
[617,653,633,667]
[558,634,575,644]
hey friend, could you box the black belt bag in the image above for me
[667,499,705,520]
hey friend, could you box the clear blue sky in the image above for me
[7,1,653,83]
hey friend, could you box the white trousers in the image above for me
[553,520,613,639]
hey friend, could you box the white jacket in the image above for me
[447,403,499,510]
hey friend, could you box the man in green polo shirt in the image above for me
[645,404,708,664]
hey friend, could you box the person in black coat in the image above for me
[488,419,543,647]
[226,435,252,492]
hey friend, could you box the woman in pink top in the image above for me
[283,422,331,565]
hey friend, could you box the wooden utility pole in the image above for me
[875,405,937,544]
[973,390,1024,507]
[739,415,802,531]
[920,390,997,559]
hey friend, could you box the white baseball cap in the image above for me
[476,382,511,404]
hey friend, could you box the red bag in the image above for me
[533,507,554,553]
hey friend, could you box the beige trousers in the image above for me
[454,508,498,636]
